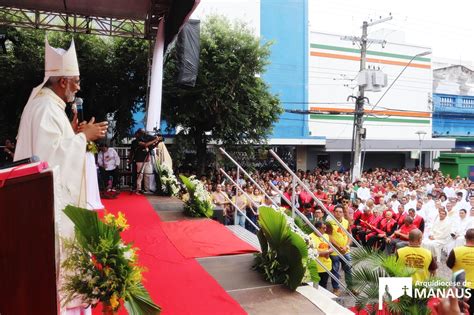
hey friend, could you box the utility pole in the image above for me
[342,15,392,182]
[351,21,368,182]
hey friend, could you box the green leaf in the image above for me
[179,174,196,195]
[256,206,313,291]
[258,206,289,249]
[306,259,320,284]
[125,283,161,315]
[256,229,268,255]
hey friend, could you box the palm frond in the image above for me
[351,267,385,288]
[125,283,161,315]
[381,255,415,277]
[351,246,386,267]
[306,259,320,284]
[179,174,196,195]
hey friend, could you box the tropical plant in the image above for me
[155,161,180,196]
[1,24,149,142]
[254,206,319,291]
[291,212,314,235]
[61,206,161,314]
[162,15,282,174]
[351,247,450,315]
[179,174,213,218]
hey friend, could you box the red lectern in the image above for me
[0,171,58,314]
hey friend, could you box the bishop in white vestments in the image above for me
[14,38,108,314]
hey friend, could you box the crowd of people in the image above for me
[206,167,474,310]
[0,138,15,168]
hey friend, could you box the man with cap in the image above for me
[14,38,107,313]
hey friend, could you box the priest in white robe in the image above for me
[422,208,452,262]
[14,38,108,314]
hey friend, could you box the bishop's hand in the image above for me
[79,117,108,141]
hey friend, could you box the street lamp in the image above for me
[370,50,432,110]
[415,130,427,171]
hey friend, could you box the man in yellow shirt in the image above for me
[397,229,437,282]
[310,221,333,289]
[328,205,352,296]
[447,228,474,314]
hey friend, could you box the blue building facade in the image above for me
[260,0,318,140]
[432,93,474,150]
[432,94,474,137]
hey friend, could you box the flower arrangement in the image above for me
[254,206,319,290]
[155,161,180,196]
[86,141,98,154]
[179,175,214,218]
[61,205,161,314]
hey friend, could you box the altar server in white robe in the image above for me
[14,38,108,314]
[446,208,473,252]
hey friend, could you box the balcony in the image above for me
[433,94,474,113]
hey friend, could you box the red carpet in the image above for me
[161,219,257,258]
[92,193,246,315]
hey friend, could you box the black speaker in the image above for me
[175,19,200,87]
[212,206,225,224]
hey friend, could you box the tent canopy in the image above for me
[1,0,162,20]
[0,0,198,42]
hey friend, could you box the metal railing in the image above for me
[268,149,362,249]
[218,148,357,298]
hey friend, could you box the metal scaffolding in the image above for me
[0,6,157,39]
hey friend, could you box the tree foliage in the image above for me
[0,27,149,142]
[162,15,282,174]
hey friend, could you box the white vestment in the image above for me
[15,87,87,235]
[422,218,452,262]
[85,152,104,210]
[156,141,173,169]
[14,87,87,311]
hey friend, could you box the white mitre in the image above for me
[27,38,80,103]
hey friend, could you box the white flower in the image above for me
[259,205,318,260]
[124,249,134,260]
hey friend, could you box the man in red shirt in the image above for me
[386,216,417,254]
[299,188,313,212]
[362,208,385,247]
[372,181,386,205]
[351,199,363,239]
[356,203,375,246]
[394,204,407,227]
[314,185,329,206]
[368,210,398,251]
[408,208,425,233]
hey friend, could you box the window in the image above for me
[439,96,455,107]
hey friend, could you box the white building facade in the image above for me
[190,0,455,171]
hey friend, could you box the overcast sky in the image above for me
[309,0,473,63]
[194,0,473,65]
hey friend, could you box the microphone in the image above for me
[0,155,40,170]
[75,97,84,122]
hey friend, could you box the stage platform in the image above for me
[146,195,352,315]
[197,254,325,315]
